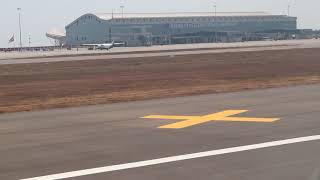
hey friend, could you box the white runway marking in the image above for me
[21,135,320,180]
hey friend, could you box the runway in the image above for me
[1,39,320,65]
[1,84,320,180]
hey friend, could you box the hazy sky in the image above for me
[0,0,319,48]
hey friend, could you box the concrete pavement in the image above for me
[0,84,320,179]
[1,39,320,65]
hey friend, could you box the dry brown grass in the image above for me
[1,48,320,113]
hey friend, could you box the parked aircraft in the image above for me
[83,41,124,50]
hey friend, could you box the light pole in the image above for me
[287,0,293,16]
[28,34,31,49]
[17,8,22,51]
[120,0,125,18]
[120,5,124,18]
[214,2,217,17]
[213,2,217,42]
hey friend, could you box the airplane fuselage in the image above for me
[95,44,114,50]
[83,41,124,51]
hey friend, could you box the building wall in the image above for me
[66,14,110,46]
[66,14,297,46]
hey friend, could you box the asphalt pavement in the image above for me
[0,84,320,180]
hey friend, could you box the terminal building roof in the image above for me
[66,12,295,28]
[94,12,278,20]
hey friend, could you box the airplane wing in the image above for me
[113,42,125,46]
[82,44,100,46]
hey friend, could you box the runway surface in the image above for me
[1,39,320,65]
[0,84,320,180]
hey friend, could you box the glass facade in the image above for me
[66,14,297,46]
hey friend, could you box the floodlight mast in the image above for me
[120,5,124,18]
[17,8,22,51]
[120,0,125,18]
[213,1,217,42]
[287,0,293,16]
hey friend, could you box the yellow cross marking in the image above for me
[143,110,280,129]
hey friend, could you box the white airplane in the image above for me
[83,41,124,50]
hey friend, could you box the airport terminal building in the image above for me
[65,12,297,46]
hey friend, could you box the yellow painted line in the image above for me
[142,110,280,129]
[217,117,279,122]
[143,115,199,120]
[159,116,214,129]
